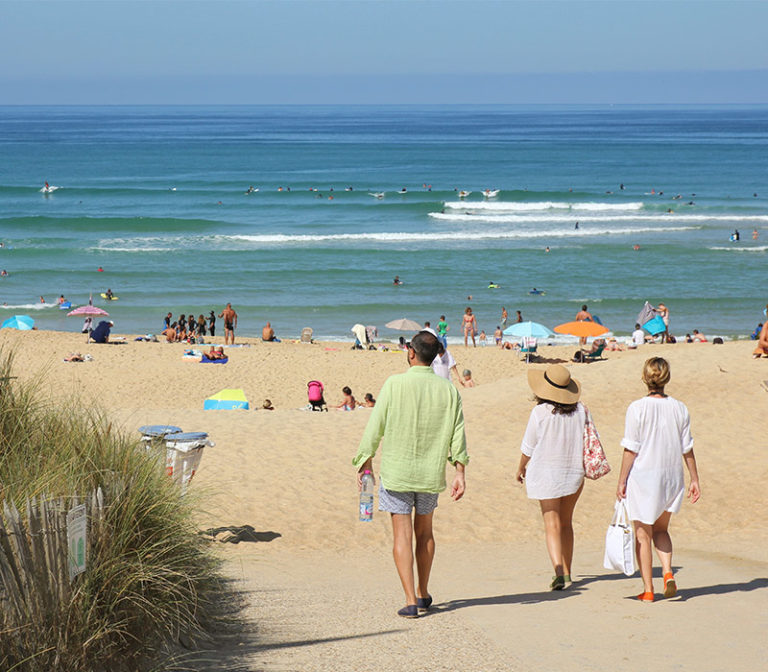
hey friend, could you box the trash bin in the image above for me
[163,431,214,492]
[139,425,183,469]
[138,425,183,451]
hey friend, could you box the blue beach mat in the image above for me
[201,355,229,364]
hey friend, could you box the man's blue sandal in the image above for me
[417,595,433,612]
[397,605,419,619]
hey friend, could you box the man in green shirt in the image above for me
[353,330,469,618]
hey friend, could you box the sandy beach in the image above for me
[2,329,767,671]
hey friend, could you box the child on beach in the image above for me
[363,393,376,407]
[478,330,487,346]
[462,370,476,387]
[337,386,357,410]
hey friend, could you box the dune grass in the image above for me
[0,350,226,671]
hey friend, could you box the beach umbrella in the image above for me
[385,318,423,332]
[67,305,109,317]
[503,321,554,339]
[642,315,667,336]
[203,388,250,410]
[1,315,34,330]
[554,321,610,338]
[636,301,656,327]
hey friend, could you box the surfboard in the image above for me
[100,293,119,301]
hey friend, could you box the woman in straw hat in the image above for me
[616,357,701,602]
[516,364,591,590]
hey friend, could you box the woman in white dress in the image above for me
[616,357,701,602]
[516,365,590,590]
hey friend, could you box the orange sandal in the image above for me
[663,572,677,598]
[637,591,655,602]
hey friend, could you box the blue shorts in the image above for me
[378,482,439,515]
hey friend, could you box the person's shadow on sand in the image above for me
[199,525,281,544]
[671,577,768,602]
[430,586,583,613]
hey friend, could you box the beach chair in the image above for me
[584,343,606,361]
[300,327,313,344]
[519,336,538,363]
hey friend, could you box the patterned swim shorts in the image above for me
[378,482,439,515]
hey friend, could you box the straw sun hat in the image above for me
[527,364,581,404]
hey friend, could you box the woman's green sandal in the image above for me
[550,576,565,590]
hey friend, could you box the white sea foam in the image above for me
[442,201,645,212]
[708,245,768,252]
[222,226,697,244]
[429,212,768,224]
[0,303,58,311]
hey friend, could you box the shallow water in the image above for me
[1,105,766,340]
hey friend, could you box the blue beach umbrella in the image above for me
[503,321,554,339]
[642,315,667,336]
[2,315,34,330]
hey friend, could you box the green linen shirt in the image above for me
[353,365,469,493]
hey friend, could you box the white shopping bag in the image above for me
[603,500,636,576]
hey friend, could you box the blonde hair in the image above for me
[642,357,671,392]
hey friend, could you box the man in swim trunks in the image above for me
[262,321,277,342]
[575,304,593,348]
[219,303,238,345]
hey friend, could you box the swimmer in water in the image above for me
[633,244,641,251]
[575,221,579,229]
[393,275,402,286]
[545,246,550,253]
[753,229,759,240]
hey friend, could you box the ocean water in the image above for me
[0,104,767,341]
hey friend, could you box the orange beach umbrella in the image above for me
[553,321,609,338]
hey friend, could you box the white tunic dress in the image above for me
[520,402,586,500]
[621,396,694,524]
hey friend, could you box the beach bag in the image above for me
[603,500,636,576]
[582,404,611,480]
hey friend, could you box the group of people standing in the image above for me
[160,303,239,345]
[162,311,217,343]
[354,328,701,617]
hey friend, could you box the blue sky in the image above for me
[2,1,768,104]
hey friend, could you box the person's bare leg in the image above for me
[634,521,654,593]
[557,483,584,577]
[413,512,435,599]
[539,498,564,577]
[391,513,417,605]
[652,511,673,576]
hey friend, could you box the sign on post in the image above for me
[67,504,87,581]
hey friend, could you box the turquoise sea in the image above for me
[0,105,766,341]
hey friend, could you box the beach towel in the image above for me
[201,355,228,364]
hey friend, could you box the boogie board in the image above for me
[100,293,119,301]
[58,301,72,310]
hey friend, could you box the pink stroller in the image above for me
[307,380,327,412]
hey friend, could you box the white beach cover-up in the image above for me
[520,402,586,500]
[621,396,694,524]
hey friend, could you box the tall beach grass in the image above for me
[0,350,226,671]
